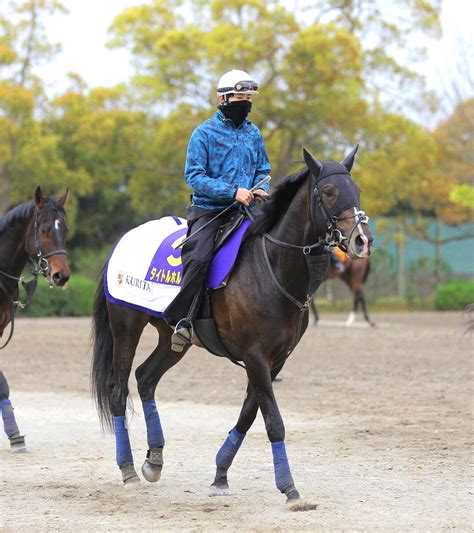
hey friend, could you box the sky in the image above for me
[35,0,473,122]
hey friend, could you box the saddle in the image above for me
[195,211,248,366]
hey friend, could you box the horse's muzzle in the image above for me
[352,233,372,258]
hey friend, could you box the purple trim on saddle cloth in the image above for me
[145,227,187,286]
[207,219,252,288]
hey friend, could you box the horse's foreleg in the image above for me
[359,292,375,326]
[210,382,256,496]
[210,359,286,496]
[244,357,300,502]
[136,320,188,483]
[0,371,26,453]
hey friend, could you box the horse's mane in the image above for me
[0,198,65,235]
[251,167,309,234]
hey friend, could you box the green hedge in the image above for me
[434,279,474,310]
[23,274,97,317]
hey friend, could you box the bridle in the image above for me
[261,168,368,315]
[29,212,67,278]
[0,207,67,349]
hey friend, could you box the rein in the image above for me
[259,170,367,349]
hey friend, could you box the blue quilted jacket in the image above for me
[184,109,271,209]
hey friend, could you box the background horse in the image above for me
[0,187,70,452]
[91,146,373,502]
[311,255,374,326]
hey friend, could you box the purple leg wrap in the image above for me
[0,399,20,438]
[216,427,246,470]
[272,441,294,492]
[113,416,133,466]
[142,400,165,449]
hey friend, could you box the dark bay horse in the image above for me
[311,255,374,326]
[92,146,373,501]
[0,187,70,452]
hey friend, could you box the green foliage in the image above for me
[406,256,452,307]
[23,274,96,317]
[434,280,474,311]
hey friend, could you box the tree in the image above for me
[108,0,368,183]
[0,0,87,215]
[305,0,441,115]
[47,82,204,250]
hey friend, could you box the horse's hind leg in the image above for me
[0,371,26,453]
[135,319,188,483]
[210,359,286,497]
[109,308,148,488]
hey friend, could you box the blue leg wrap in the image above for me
[142,400,165,449]
[113,416,133,466]
[272,441,294,492]
[216,427,246,470]
[0,399,20,438]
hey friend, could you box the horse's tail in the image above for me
[362,259,371,284]
[91,267,114,431]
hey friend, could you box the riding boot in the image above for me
[170,288,202,353]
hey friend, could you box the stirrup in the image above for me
[171,319,193,352]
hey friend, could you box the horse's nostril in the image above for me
[355,235,365,248]
[52,272,68,286]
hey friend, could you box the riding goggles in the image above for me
[218,80,259,94]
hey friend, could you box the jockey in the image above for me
[164,69,271,352]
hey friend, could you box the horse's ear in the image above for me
[35,186,45,209]
[341,144,359,172]
[58,189,68,207]
[303,147,323,178]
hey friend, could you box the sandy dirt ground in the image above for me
[0,312,472,531]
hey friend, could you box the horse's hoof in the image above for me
[209,484,231,497]
[285,487,301,502]
[123,476,141,490]
[142,460,162,483]
[10,444,27,454]
[288,498,319,512]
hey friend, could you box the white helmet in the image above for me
[217,69,259,96]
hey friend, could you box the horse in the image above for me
[0,187,70,452]
[310,255,374,326]
[91,146,373,502]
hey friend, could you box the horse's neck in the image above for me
[272,180,321,247]
[0,215,31,278]
[264,181,323,302]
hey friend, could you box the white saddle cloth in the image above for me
[104,217,187,316]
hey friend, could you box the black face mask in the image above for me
[219,100,252,127]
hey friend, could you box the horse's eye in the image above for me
[40,226,49,236]
[322,190,334,197]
